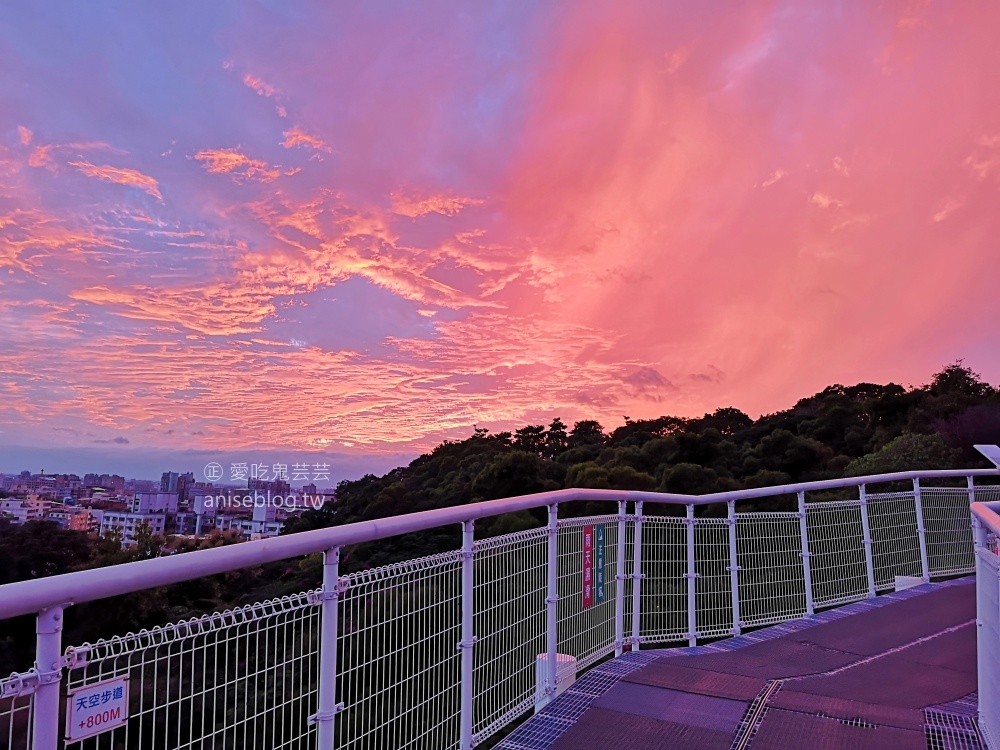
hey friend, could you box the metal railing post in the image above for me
[968,474,977,504]
[32,605,64,750]
[545,504,559,703]
[973,513,999,746]
[630,501,645,650]
[685,505,698,647]
[313,547,343,749]
[459,520,476,750]
[797,491,815,616]
[727,501,741,636]
[912,479,931,582]
[614,500,627,656]
[859,484,877,598]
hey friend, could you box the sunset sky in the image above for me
[2,1,999,481]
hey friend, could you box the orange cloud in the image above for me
[17,126,32,146]
[193,149,281,182]
[243,74,279,98]
[27,145,53,168]
[0,208,109,273]
[281,127,331,153]
[68,161,162,199]
[69,283,274,336]
[391,191,484,218]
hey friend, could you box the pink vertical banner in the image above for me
[582,525,594,608]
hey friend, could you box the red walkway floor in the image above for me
[500,578,980,750]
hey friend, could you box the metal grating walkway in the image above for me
[498,577,982,750]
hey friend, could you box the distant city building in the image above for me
[0,497,52,524]
[132,492,179,514]
[99,511,166,545]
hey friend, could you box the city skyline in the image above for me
[2,2,1000,480]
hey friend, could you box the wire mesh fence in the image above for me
[555,515,620,672]
[64,592,320,750]
[337,552,462,750]
[0,670,34,750]
[866,491,924,590]
[922,487,976,576]
[735,512,807,627]
[693,519,733,638]
[472,528,546,741]
[637,516,687,644]
[805,499,870,607]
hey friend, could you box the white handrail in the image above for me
[973,500,1000,536]
[0,469,994,621]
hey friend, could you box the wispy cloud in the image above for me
[193,148,281,182]
[391,191,484,218]
[69,161,162,199]
[243,74,279,98]
[281,127,331,153]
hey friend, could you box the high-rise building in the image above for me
[160,471,179,493]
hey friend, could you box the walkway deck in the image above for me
[499,577,981,750]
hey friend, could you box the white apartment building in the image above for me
[99,511,166,545]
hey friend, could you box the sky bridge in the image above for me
[2,452,1000,750]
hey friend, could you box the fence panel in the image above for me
[0,671,33,750]
[693,519,733,638]
[64,592,320,750]
[473,529,546,742]
[337,554,462,750]
[555,516,621,672]
[867,491,923,589]
[806,500,869,607]
[639,517,687,644]
[736,512,807,627]
[974,485,1000,503]
[922,488,975,576]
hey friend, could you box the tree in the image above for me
[472,451,556,500]
[0,521,91,585]
[544,418,569,458]
[513,424,547,455]
[844,433,961,476]
[569,420,606,448]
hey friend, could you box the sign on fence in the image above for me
[583,525,606,608]
[66,675,129,742]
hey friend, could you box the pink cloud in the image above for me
[281,127,330,153]
[69,161,162,199]
[242,73,279,98]
[391,191,484,218]
[193,148,281,182]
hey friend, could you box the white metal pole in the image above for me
[912,479,930,582]
[797,491,815,616]
[32,605,64,750]
[314,547,342,750]
[631,500,644,651]
[859,484,877,598]
[973,515,997,744]
[614,500,627,656]
[459,520,476,750]
[727,501,741,636]
[685,504,697,647]
[969,474,977,504]
[545,504,559,703]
